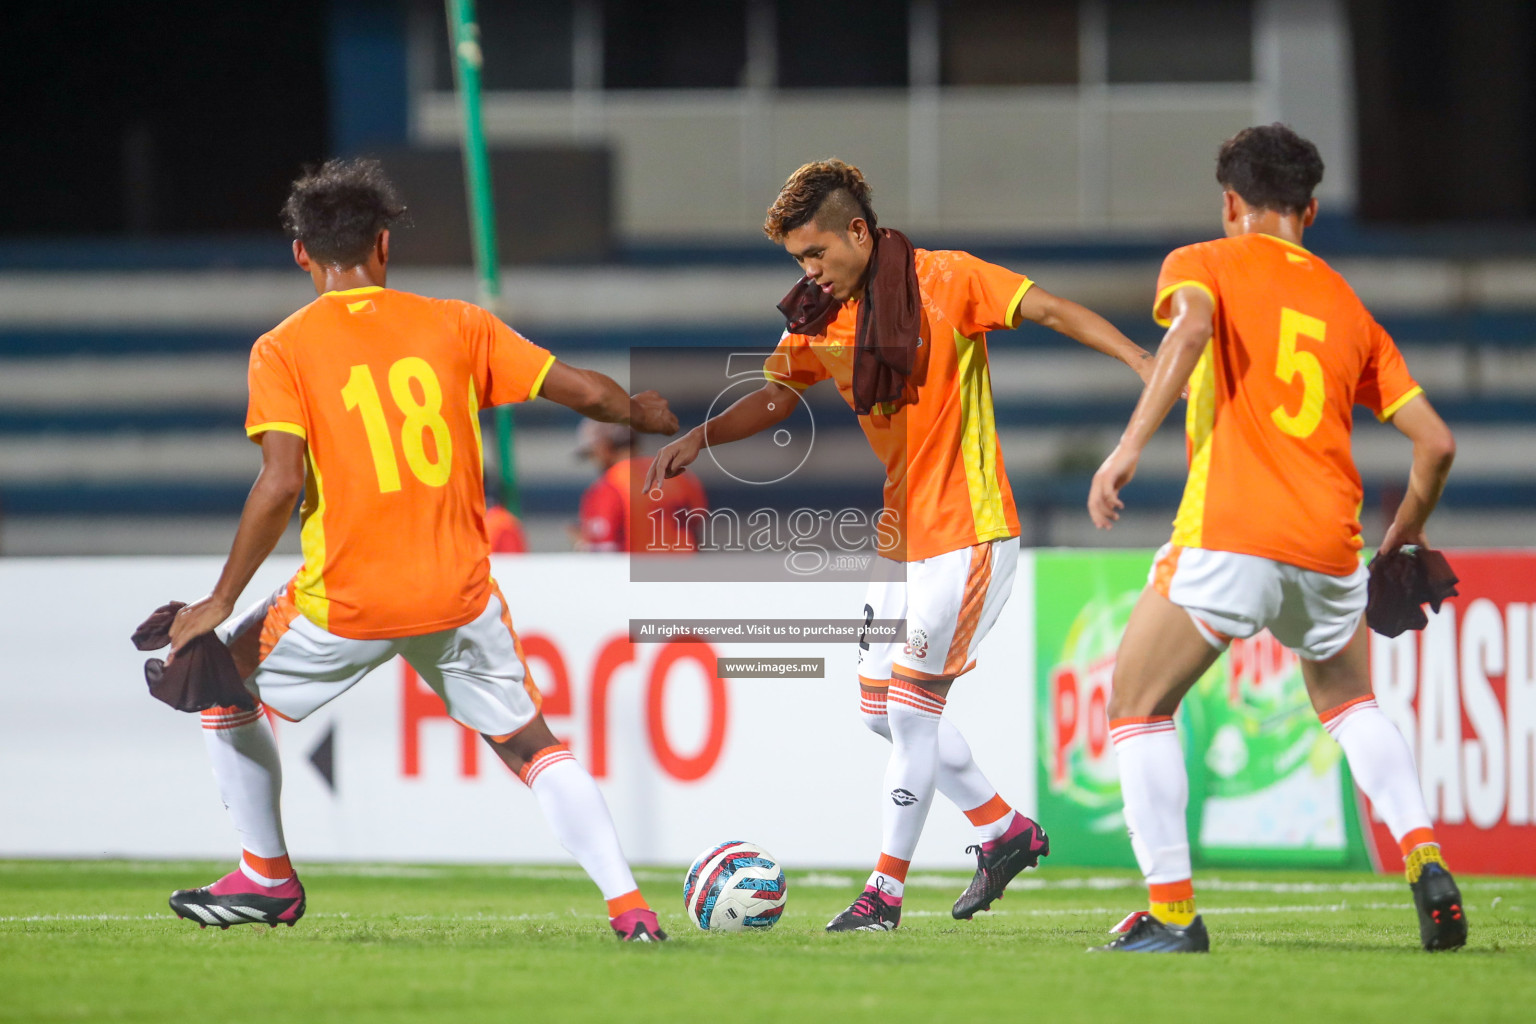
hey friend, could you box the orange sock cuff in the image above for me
[888,679,947,718]
[1108,715,1176,746]
[606,889,648,918]
[963,793,1013,827]
[202,704,267,730]
[1318,694,1375,725]
[875,854,911,883]
[242,851,293,881]
[518,743,575,786]
[1398,827,1438,858]
[1148,879,1194,903]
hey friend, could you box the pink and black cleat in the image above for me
[170,869,306,929]
[611,907,668,942]
[952,814,1050,919]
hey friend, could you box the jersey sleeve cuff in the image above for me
[763,369,812,390]
[246,421,306,442]
[1376,384,1425,422]
[526,353,557,400]
[1152,280,1217,327]
[1005,278,1035,328]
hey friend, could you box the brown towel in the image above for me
[776,228,922,415]
[1366,547,1460,638]
[131,601,255,713]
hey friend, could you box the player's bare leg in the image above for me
[1303,621,1466,950]
[485,718,666,942]
[1092,587,1220,953]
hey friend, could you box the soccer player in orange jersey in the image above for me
[164,159,678,941]
[647,160,1156,931]
[1086,125,1464,953]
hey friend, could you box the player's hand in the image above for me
[1379,520,1428,556]
[168,593,235,655]
[644,429,703,496]
[628,391,678,435]
[1088,444,1139,529]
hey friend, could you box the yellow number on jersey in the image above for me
[1271,308,1326,439]
[341,364,403,492]
[341,359,453,492]
[388,357,453,487]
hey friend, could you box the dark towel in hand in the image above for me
[131,601,255,712]
[1366,547,1460,638]
[776,227,922,415]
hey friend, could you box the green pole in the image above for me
[445,0,519,515]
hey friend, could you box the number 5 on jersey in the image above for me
[341,358,454,492]
[1272,307,1326,439]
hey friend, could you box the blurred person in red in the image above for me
[576,420,706,552]
[483,473,528,553]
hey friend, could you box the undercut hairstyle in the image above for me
[281,158,407,266]
[763,159,877,242]
[1216,124,1324,216]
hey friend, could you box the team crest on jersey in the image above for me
[904,627,929,660]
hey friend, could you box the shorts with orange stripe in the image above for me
[217,576,541,738]
[1148,542,1367,661]
[857,537,1018,683]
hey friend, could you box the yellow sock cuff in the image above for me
[1404,842,1445,884]
[1150,898,1197,927]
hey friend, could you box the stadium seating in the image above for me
[3,240,1534,554]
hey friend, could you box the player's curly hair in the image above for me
[1216,124,1324,216]
[763,159,877,242]
[281,158,408,266]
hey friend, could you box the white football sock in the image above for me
[880,680,946,868]
[1322,697,1433,842]
[861,686,1009,839]
[521,745,638,902]
[1109,717,1191,885]
[201,705,288,880]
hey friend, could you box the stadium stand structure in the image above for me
[2,243,1534,555]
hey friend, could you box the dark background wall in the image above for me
[6,0,1536,237]
[0,1,328,236]
[1350,0,1536,222]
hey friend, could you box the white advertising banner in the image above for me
[0,554,1036,869]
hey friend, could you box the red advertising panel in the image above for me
[1365,551,1536,875]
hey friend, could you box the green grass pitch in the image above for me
[2,860,1533,1023]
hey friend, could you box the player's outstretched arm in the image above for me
[642,381,801,495]
[1088,286,1214,529]
[1379,395,1456,553]
[1015,285,1155,384]
[169,431,306,651]
[538,359,678,435]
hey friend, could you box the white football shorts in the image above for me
[218,579,541,739]
[1149,543,1368,661]
[858,537,1019,683]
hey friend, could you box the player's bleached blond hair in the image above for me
[763,159,877,242]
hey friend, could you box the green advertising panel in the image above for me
[1034,550,1372,870]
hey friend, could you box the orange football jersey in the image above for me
[246,286,554,639]
[764,249,1030,562]
[1154,233,1422,576]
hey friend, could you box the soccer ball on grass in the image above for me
[682,840,787,931]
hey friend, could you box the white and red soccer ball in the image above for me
[683,840,787,932]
